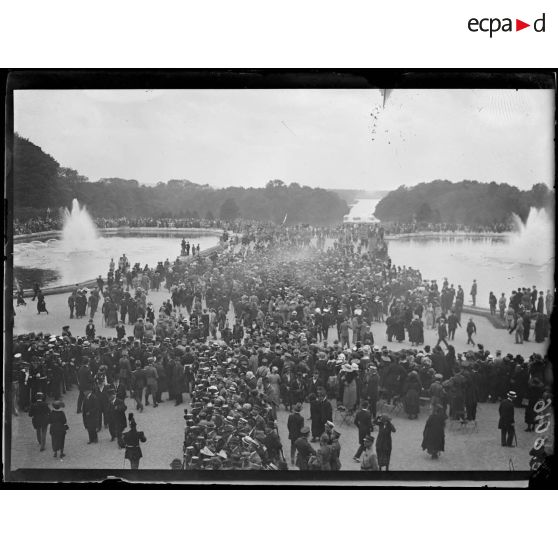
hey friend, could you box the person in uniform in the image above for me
[130,360,146,412]
[120,413,147,469]
[330,429,342,471]
[143,357,159,407]
[294,426,316,470]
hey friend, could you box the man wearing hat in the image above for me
[82,389,101,444]
[28,393,50,452]
[466,318,477,346]
[470,280,477,307]
[435,318,450,349]
[106,388,128,443]
[310,386,332,442]
[294,426,316,470]
[353,400,373,463]
[120,413,147,469]
[76,357,93,414]
[287,403,305,465]
[498,391,517,447]
[49,401,68,458]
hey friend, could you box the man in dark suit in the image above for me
[106,389,127,443]
[498,391,516,447]
[287,403,305,465]
[306,372,322,399]
[447,311,461,341]
[353,400,373,462]
[82,389,101,443]
[435,319,450,349]
[365,367,380,418]
[111,376,127,401]
[76,357,93,414]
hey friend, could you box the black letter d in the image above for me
[534,13,545,32]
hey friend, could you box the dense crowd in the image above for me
[14,211,519,237]
[11,221,554,470]
[14,215,232,235]
[381,221,514,235]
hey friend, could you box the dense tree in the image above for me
[220,198,240,220]
[12,136,349,225]
[13,133,60,208]
[375,180,554,226]
[416,201,432,222]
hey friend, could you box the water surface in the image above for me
[14,232,220,289]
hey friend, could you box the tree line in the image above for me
[12,134,348,226]
[374,180,554,225]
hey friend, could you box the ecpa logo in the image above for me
[468,13,546,37]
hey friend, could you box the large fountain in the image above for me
[61,198,99,252]
[508,208,554,267]
[382,204,554,308]
[14,199,222,289]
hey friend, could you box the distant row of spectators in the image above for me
[14,214,516,236]
[14,216,234,235]
[380,222,514,234]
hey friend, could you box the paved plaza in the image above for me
[10,372,544,472]
[10,288,551,473]
[13,286,549,360]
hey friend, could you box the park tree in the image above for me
[416,202,433,222]
[220,197,240,220]
[12,137,349,225]
[13,134,60,208]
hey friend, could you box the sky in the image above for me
[14,88,554,191]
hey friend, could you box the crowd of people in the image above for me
[14,215,234,235]
[10,221,553,470]
[15,211,518,238]
[381,221,515,235]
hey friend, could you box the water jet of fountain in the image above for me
[61,199,99,252]
[508,207,554,266]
